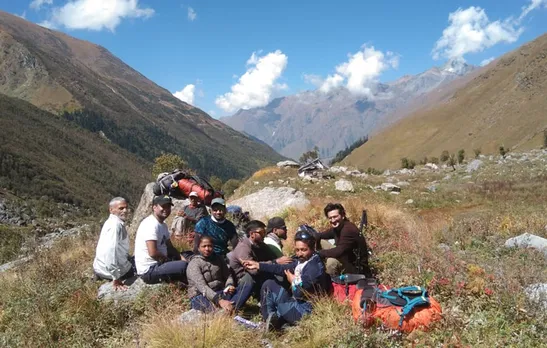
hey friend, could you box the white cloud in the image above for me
[215,50,288,112]
[16,11,27,19]
[38,20,56,29]
[173,84,196,105]
[520,0,547,21]
[30,0,53,10]
[480,57,495,66]
[318,46,398,96]
[319,74,344,93]
[433,1,547,61]
[43,0,154,32]
[208,110,217,117]
[187,7,196,21]
[302,74,323,87]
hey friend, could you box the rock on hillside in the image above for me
[229,187,310,221]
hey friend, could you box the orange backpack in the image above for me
[352,285,442,333]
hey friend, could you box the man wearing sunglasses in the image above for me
[264,217,288,258]
[228,220,292,300]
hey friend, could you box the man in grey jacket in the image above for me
[227,220,291,299]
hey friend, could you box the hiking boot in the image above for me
[265,313,282,331]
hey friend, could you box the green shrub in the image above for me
[457,149,465,164]
[151,153,189,180]
[440,150,450,162]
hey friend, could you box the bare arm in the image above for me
[145,240,168,263]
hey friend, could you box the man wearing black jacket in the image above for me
[315,203,369,276]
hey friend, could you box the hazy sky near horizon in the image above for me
[2,0,547,117]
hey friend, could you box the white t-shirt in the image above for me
[135,215,170,275]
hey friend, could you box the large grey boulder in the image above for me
[277,160,299,168]
[524,283,547,310]
[380,183,401,192]
[97,276,163,303]
[335,179,354,192]
[229,187,310,221]
[466,159,483,173]
[504,233,547,257]
[128,182,156,236]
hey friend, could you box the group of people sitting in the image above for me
[93,192,369,329]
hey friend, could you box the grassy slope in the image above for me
[0,94,149,209]
[1,153,546,346]
[343,33,547,170]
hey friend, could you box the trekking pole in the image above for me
[357,210,368,274]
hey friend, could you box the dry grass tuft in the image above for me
[141,313,264,348]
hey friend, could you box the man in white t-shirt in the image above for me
[135,195,188,284]
[93,197,134,290]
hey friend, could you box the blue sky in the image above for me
[2,0,547,117]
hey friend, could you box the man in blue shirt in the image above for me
[194,198,239,257]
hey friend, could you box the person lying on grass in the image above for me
[242,229,332,330]
[187,235,252,313]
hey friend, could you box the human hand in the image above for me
[284,269,295,283]
[177,211,186,217]
[242,259,259,271]
[276,256,293,265]
[218,299,234,312]
[112,279,127,291]
[224,285,236,295]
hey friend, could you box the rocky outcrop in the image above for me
[504,233,547,257]
[277,160,299,168]
[229,187,310,220]
[335,179,354,192]
[97,276,163,303]
[466,159,483,173]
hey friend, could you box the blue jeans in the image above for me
[190,282,253,313]
[141,260,188,284]
[260,279,312,325]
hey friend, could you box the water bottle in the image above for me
[233,315,261,329]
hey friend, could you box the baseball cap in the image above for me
[267,217,286,233]
[189,191,199,197]
[211,197,226,206]
[152,195,173,206]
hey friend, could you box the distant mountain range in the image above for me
[0,11,284,208]
[221,59,476,160]
[343,33,547,170]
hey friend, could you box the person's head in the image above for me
[324,203,347,229]
[294,229,316,262]
[189,191,200,206]
[245,220,266,244]
[198,235,214,258]
[266,217,287,240]
[152,195,173,222]
[210,198,227,221]
[109,197,128,221]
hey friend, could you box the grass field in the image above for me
[1,153,546,347]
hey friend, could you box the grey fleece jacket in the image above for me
[186,254,234,303]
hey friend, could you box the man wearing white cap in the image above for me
[172,191,208,238]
